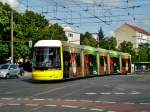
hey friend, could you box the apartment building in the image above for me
[114,23,150,48]
[64,26,80,45]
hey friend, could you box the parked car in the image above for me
[0,64,20,78]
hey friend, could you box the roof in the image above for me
[34,40,62,47]
[125,23,150,36]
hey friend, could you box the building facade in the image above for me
[114,23,150,48]
[64,26,80,45]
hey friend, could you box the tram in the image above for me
[32,40,131,80]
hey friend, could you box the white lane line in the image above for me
[7,104,21,106]
[116,88,125,90]
[1,97,14,100]
[45,105,57,107]
[114,92,125,95]
[129,91,141,95]
[103,101,117,104]
[107,110,116,112]
[104,85,111,87]
[85,93,97,95]
[32,98,45,101]
[123,102,135,104]
[140,103,150,105]
[90,108,104,111]
[100,92,112,95]
[80,107,87,109]
[95,101,102,103]
[79,100,93,103]
[16,98,22,100]
[25,104,39,106]
[64,99,77,102]
[61,105,79,108]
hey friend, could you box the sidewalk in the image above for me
[23,71,32,77]
[131,72,150,75]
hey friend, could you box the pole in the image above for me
[11,9,13,64]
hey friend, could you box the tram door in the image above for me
[99,56,107,75]
[84,54,97,76]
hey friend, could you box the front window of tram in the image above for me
[34,47,61,69]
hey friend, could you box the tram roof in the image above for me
[34,40,62,47]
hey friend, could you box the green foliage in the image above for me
[0,42,9,62]
[119,41,136,62]
[14,42,30,62]
[80,32,97,47]
[0,2,66,63]
[97,27,104,47]
[41,23,67,41]
[119,41,133,53]
[138,43,150,62]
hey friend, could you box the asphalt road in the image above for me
[0,73,150,112]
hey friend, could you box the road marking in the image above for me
[123,102,135,104]
[114,92,125,95]
[100,92,112,95]
[116,87,124,90]
[140,103,150,105]
[90,108,104,111]
[85,93,97,95]
[79,100,93,103]
[107,110,116,112]
[104,85,111,87]
[16,98,22,100]
[64,99,77,102]
[61,105,79,108]
[80,107,87,109]
[95,101,102,103]
[129,91,141,95]
[25,104,39,106]
[45,105,57,107]
[7,103,21,106]
[32,98,45,101]
[103,101,116,104]
[1,97,14,100]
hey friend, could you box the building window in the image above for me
[68,33,73,37]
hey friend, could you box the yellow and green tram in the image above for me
[32,40,131,80]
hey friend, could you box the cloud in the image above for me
[0,0,26,12]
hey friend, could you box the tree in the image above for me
[80,32,97,47]
[97,27,104,47]
[0,42,9,63]
[14,42,30,63]
[108,37,117,50]
[41,23,67,41]
[119,41,136,62]
[138,43,150,62]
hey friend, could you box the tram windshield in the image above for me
[33,47,61,69]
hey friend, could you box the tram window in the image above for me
[122,59,126,67]
[34,47,61,68]
[100,57,104,66]
[76,53,80,66]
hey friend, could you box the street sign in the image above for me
[29,40,32,48]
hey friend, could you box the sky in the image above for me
[1,0,150,36]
